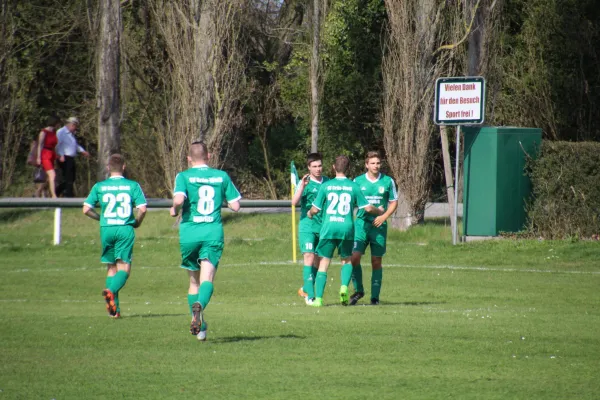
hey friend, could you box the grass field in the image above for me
[1,208,599,399]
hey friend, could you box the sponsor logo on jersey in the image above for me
[101,185,131,191]
[193,216,215,223]
[329,216,345,222]
[361,187,366,190]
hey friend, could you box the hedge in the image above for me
[527,141,600,239]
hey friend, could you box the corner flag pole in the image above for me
[290,162,298,263]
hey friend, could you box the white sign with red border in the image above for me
[434,76,485,125]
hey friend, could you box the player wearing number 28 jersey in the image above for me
[307,155,382,307]
[171,142,241,341]
[83,154,147,318]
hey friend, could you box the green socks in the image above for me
[187,294,198,316]
[302,265,316,298]
[372,268,383,300]
[340,263,353,286]
[109,271,129,294]
[198,281,214,310]
[351,264,364,293]
[315,271,327,299]
[188,282,214,315]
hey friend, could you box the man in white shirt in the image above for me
[56,116,89,197]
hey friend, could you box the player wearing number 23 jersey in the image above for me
[83,154,147,318]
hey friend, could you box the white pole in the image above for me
[452,126,461,245]
[54,208,62,245]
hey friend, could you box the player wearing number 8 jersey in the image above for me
[171,141,241,341]
[83,154,147,318]
[307,155,382,307]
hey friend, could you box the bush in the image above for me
[527,141,600,239]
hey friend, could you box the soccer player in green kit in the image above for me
[307,155,382,307]
[170,142,241,341]
[349,151,398,305]
[291,153,329,305]
[83,154,147,318]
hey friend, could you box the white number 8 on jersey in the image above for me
[197,185,216,215]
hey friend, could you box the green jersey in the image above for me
[312,177,370,239]
[355,173,398,223]
[296,176,330,233]
[173,165,241,243]
[84,176,147,227]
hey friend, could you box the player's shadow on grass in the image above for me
[0,209,40,225]
[349,301,446,307]
[212,334,306,343]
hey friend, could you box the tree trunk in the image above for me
[97,0,121,180]
[390,190,424,231]
[309,0,320,153]
[467,0,484,76]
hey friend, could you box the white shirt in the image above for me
[56,126,85,157]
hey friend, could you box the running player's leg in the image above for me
[194,241,222,340]
[313,239,336,306]
[100,228,118,315]
[106,227,135,315]
[180,241,203,333]
[369,227,387,304]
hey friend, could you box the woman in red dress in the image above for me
[36,116,62,198]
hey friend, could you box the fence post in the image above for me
[54,208,61,245]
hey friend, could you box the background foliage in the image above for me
[527,141,600,239]
[2,0,600,199]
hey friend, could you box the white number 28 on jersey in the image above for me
[197,185,216,215]
[326,192,351,215]
[103,193,132,218]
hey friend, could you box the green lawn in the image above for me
[1,209,599,399]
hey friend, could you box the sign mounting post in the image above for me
[434,76,486,245]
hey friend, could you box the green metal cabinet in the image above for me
[462,126,542,237]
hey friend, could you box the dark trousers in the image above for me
[57,156,76,197]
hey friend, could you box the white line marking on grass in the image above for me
[224,261,600,275]
[2,262,600,275]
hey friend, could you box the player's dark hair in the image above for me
[108,153,125,172]
[365,151,381,163]
[189,141,208,162]
[306,152,322,166]
[334,155,350,174]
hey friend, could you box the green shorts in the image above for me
[353,218,387,257]
[299,231,320,254]
[180,241,224,271]
[316,238,353,259]
[100,226,135,264]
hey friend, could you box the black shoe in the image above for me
[370,298,379,305]
[349,292,365,306]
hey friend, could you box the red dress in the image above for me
[40,128,58,171]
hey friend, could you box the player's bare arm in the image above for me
[373,200,398,228]
[307,205,320,219]
[364,204,384,216]
[82,205,100,221]
[228,200,241,212]
[291,174,310,206]
[134,205,147,228]
[170,193,185,217]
